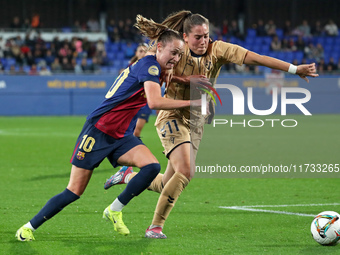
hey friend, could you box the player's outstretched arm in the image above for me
[144,81,200,110]
[244,51,319,82]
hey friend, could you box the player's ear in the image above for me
[183,33,189,43]
[157,42,163,52]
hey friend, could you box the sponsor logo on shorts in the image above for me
[76,151,85,160]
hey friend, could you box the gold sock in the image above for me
[128,172,164,193]
[127,172,138,182]
[151,172,189,226]
[147,174,164,193]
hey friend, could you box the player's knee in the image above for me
[141,163,161,179]
[177,169,192,180]
[173,161,192,180]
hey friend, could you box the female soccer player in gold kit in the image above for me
[105,11,318,239]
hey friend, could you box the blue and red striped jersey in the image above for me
[87,55,161,139]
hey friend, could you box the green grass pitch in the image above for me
[1,115,339,255]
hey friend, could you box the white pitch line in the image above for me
[219,206,315,217]
[236,203,340,208]
[219,203,340,217]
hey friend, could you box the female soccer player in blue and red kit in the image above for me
[15,28,200,241]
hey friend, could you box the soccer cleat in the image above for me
[104,166,133,190]
[145,226,167,239]
[15,226,35,241]
[103,206,130,235]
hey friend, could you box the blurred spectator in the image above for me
[301,58,308,65]
[28,64,38,75]
[283,20,293,36]
[39,66,51,75]
[296,20,311,37]
[295,36,305,51]
[16,53,26,66]
[72,58,83,74]
[61,57,73,72]
[51,58,62,73]
[255,19,267,36]
[73,38,85,58]
[121,25,134,42]
[304,43,315,59]
[82,37,91,55]
[265,20,276,36]
[86,42,97,58]
[235,63,246,73]
[327,57,337,71]
[0,59,4,73]
[229,20,242,39]
[96,39,105,55]
[311,20,323,36]
[20,44,30,55]
[222,20,229,36]
[107,19,116,40]
[117,20,125,39]
[89,57,100,73]
[9,65,16,75]
[22,18,31,31]
[17,66,27,75]
[209,22,220,39]
[0,37,5,58]
[52,37,62,52]
[97,51,110,66]
[270,35,281,51]
[245,65,259,74]
[324,20,339,36]
[72,20,83,32]
[58,43,70,59]
[33,44,44,59]
[14,35,24,47]
[45,50,55,66]
[317,59,326,73]
[281,38,290,51]
[10,16,22,30]
[288,38,297,51]
[87,17,100,32]
[80,57,91,72]
[313,43,325,62]
[35,32,45,47]
[10,41,21,59]
[110,27,121,42]
[31,13,40,28]
[124,42,135,58]
[292,59,299,66]
[24,32,35,49]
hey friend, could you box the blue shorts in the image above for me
[136,104,152,122]
[70,120,144,170]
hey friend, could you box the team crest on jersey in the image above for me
[148,65,159,76]
[76,151,85,160]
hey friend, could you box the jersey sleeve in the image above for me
[138,61,161,84]
[213,40,248,66]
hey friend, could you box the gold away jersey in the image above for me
[156,40,248,126]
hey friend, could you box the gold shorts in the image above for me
[156,110,203,158]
